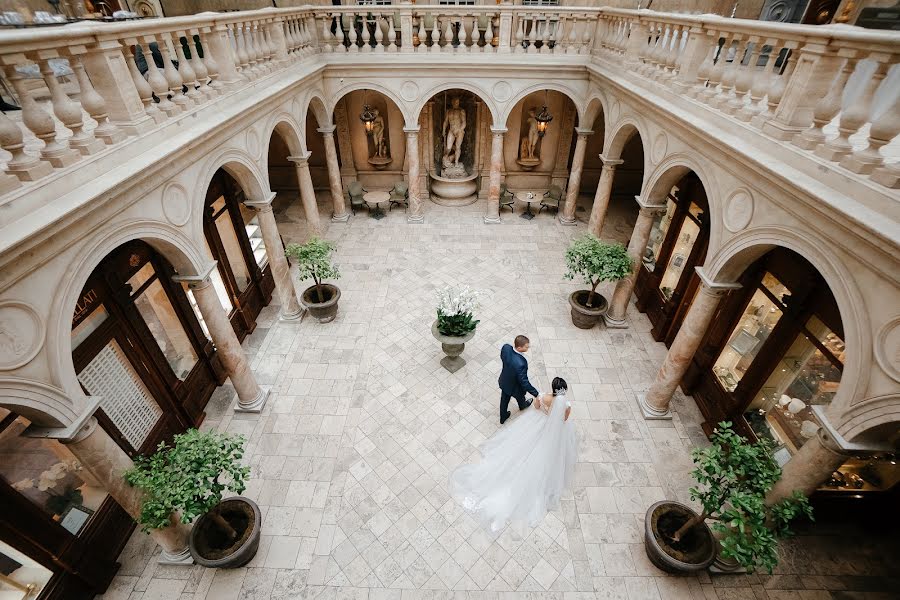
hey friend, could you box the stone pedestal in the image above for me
[288,153,323,237]
[587,155,623,237]
[637,269,740,419]
[483,127,506,224]
[405,128,424,223]
[319,126,350,222]
[560,128,592,225]
[432,321,475,373]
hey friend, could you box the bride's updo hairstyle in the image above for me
[552,377,568,396]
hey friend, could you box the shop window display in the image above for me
[642,198,676,272]
[657,216,700,301]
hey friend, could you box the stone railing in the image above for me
[0,5,898,197]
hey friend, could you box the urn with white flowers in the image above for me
[432,286,480,373]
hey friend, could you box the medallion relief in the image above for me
[875,316,900,383]
[492,81,511,103]
[0,301,44,371]
[401,81,419,103]
[723,189,754,232]
[246,128,260,159]
[161,183,190,226]
[652,132,668,164]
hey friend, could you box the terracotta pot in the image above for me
[568,290,608,329]
[190,496,261,569]
[644,501,716,574]
[432,321,475,373]
[301,283,340,323]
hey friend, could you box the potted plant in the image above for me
[644,422,813,574]
[124,429,258,569]
[432,285,480,373]
[563,234,632,329]
[285,237,341,323]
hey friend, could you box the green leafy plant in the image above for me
[285,237,340,303]
[124,429,249,534]
[563,234,633,308]
[436,285,480,337]
[670,421,813,574]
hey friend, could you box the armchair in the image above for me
[389,181,409,211]
[347,181,367,215]
[540,185,563,213]
[499,183,515,213]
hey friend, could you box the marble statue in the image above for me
[442,97,466,169]
[371,109,386,158]
[521,108,539,160]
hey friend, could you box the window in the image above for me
[521,0,559,5]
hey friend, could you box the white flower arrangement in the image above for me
[436,285,481,317]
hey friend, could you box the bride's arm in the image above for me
[564,399,571,421]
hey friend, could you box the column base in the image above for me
[407,214,424,224]
[158,546,193,565]
[635,392,673,420]
[280,306,306,322]
[603,313,629,329]
[331,212,351,223]
[483,215,501,224]
[558,214,577,226]
[234,385,271,413]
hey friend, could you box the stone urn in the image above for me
[190,496,261,569]
[644,501,716,574]
[568,290,608,329]
[301,283,340,323]
[432,321,475,373]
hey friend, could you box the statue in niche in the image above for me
[441,97,467,177]
[366,106,391,169]
[516,107,542,170]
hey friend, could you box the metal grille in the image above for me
[77,341,162,449]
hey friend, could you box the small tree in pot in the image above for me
[644,422,813,574]
[285,237,341,323]
[563,234,632,328]
[124,429,260,568]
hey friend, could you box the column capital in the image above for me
[243,191,277,211]
[694,266,742,296]
[403,127,420,135]
[634,195,667,215]
[490,126,508,135]
[23,397,101,443]
[574,127,594,137]
[599,153,624,167]
[317,125,336,135]
[287,151,312,166]
[172,261,218,288]
[810,405,895,455]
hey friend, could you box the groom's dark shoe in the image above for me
[500,411,512,425]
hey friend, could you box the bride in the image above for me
[450,377,578,532]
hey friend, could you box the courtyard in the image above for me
[98,197,897,600]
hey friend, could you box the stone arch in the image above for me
[262,113,306,186]
[413,81,499,128]
[583,92,609,136]
[604,117,648,162]
[0,376,83,429]
[46,220,208,403]
[301,89,331,129]
[500,82,586,128]
[193,149,269,234]
[330,82,412,128]
[839,394,900,444]
[703,226,870,434]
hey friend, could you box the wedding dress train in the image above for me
[450,392,577,532]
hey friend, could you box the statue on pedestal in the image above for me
[516,108,542,170]
[442,97,467,177]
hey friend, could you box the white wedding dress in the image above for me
[450,392,578,532]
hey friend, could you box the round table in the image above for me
[363,190,391,220]
[515,191,542,220]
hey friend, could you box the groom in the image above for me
[498,335,541,424]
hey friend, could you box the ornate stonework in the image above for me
[401,80,419,102]
[652,132,667,164]
[161,183,190,226]
[723,189,754,232]
[0,301,44,370]
[491,81,511,102]
[875,316,900,383]
[246,128,260,159]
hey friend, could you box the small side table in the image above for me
[363,191,390,220]
[515,191,541,220]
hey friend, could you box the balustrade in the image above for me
[0,5,896,193]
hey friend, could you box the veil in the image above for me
[450,392,577,532]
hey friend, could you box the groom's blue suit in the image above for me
[498,344,539,424]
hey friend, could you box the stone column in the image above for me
[288,152,324,237]
[244,194,304,322]
[319,125,350,222]
[405,127,424,224]
[176,266,269,413]
[59,415,192,563]
[587,154,624,237]
[483,127,506,224]
[766,428,849,505]
[604,199,667,328]
[559,127,592,225]
[636,268,740,419]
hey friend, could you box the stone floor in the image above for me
[98,192,898,600]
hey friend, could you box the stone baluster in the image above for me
[254,21,269,71]
[34,55,103,158]
[373,13,385,52]
[469,15,480,53]
[792,54,855,150]
[635,269,740,419]
[348,13,359,53]
[387,14,398,52]
[360,13,373,52]
[405,127,424,223]
[157,35,188,109]
[526,14,538,54]
[660,24,680,80]
[240,22,258,74]
[483,127,506,224]
[123,40,165,123]
[514,14,525,54]
[843,94,900,175]
[139,36,179,116]
[700,33,729,102]
[0,109,52,181]
[258,20,274,70]
[201,25,240,90]
[566,16,579,55]
[726,39,762,115]
[752,46,796,129]
[172,33,201,104]
[232,22,251,75]
[712,36,744,109]
[0,115,23,192]
[587,155,623,237]
[604,200,667,328]
[322,14,335,52]
[737,38,776,122]
[186,31,213,100]
[269,17,288,65]
[552,16,565,55]
[177,266,269,413]
[283,18,296,54]
[580,12,592,54]
[539,16,551,54]
[444,16,455,51]
[70,53,125,146]
[560,128,592,225]
[817,54,889,162]
[641,23,660,77]
[4,65,79,169]
[460,15,471,52]
[318,125,350,222]
[334,14,346,51]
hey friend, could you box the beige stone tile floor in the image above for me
[99,192,899,600]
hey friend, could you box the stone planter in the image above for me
[430,171,478,206]
[644,501,716,574]
[301,283,340,323]
[190,496,261,569]
[568,290,608,329]
[432,321,476,373]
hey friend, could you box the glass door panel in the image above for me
[239,203,268,268]
[0,540,53,597]
[214,208,250,293]
[657,216,700,301]
[643,199,676,272]
[132,278,199,380]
